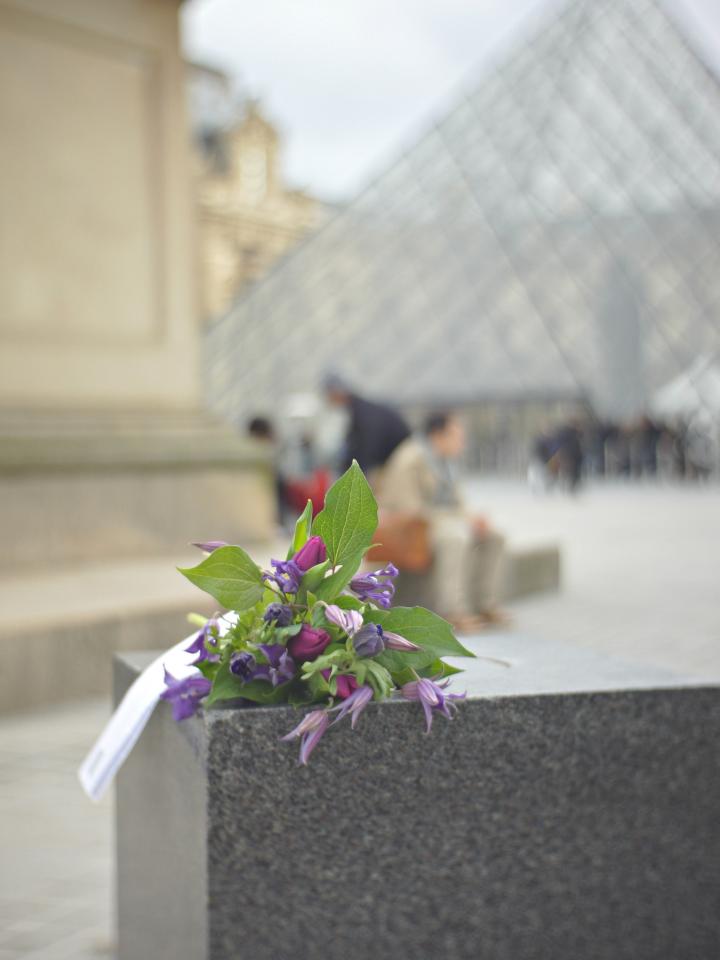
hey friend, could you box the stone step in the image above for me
[0,542,286,715]
[393,543,561,608]
[0,554,230,714]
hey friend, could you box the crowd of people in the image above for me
[244,380,718,629]
[530,414,718,492]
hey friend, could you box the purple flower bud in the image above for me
[160,668,211,722]
[186,619,221,663]
[321,669,359,699]
[253,644,295,686]
[230,651,256,680]
[263,559,303,594]
[323,604,363,636]
[192,540,228,553]
[287,624,332,663]
[350,563,398,608]
[280,709,330,765]
[328,684,374,729]
[400,676,466,733]
[352,623,385,658]
[263,603,294,627]
[382,630,420,652]
[292,536,327,572]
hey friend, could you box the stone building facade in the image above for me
[187,63,327,321]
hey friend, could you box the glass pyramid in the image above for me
[205,0,720,422]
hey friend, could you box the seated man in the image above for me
[378,411,508,631]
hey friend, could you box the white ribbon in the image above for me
[78,631,209,802]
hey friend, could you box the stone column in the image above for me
[0,0,275,708]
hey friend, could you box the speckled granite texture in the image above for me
[115,641,720,960]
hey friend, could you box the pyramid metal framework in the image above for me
[205,0,720,422]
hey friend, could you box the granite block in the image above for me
[115,638,720,960]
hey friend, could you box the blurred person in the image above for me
[378,411,508,631]
[670,420,688,479]
[555,419,584,491]
[247,415,275,444]
[635,416,662,478]
[528,428,555,493]
[247,415,287,526]
[585,419,614,477]
[685,412,716,480]
[249,417,331,523]
[322,372,410,485]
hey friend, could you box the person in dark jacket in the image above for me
[323,373,410,482]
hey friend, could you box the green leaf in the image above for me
[387,658,464,688]
[366,606,475,674]
[332,595,365,611]
[313,461,378,567]
[178,546,264,610]
[272,623,303,641]
[364,660,394,699]
[205,661,291,707]
[288,500,314,559]
[426,658,465,678]
[308,671,331,700]
[196,660,220,681]
[313,550,365,602]
[299,560,331,594]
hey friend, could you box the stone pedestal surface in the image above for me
[115,638,720,960]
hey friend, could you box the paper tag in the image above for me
[78,624,219,802]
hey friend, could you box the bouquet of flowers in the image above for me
[162,461,474,763]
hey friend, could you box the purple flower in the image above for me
[192,540,228,553]
[160,668,212,722]
[352,623,385,658]
[287,625,331,663]
[263,603,294,627]
[292,536,327,572]
[263,537,327,594]
[186,619,221,663]
[263,558,303,595]
[321,669,359,699]
[323,604,363,636]
[350,563,398,608]
[252,644,296,687]
[329,684,373,728]
[400,677,466,733]
[281,709,330,765]
[229,650,256,680]
[323,605,419,653]
[382,630,420,652]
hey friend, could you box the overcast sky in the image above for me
[182,0,720,203]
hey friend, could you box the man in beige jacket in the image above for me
[378,412,507,630]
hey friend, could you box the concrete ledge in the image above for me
[0,556,217,714]
[115,640,719,960]
[0,412,276,572]
[393,543,561,608]
[502,543,561,601]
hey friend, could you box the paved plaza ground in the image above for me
[1,478,718,958]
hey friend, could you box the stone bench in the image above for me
[115,638,719,960]
[392,543,561,608]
